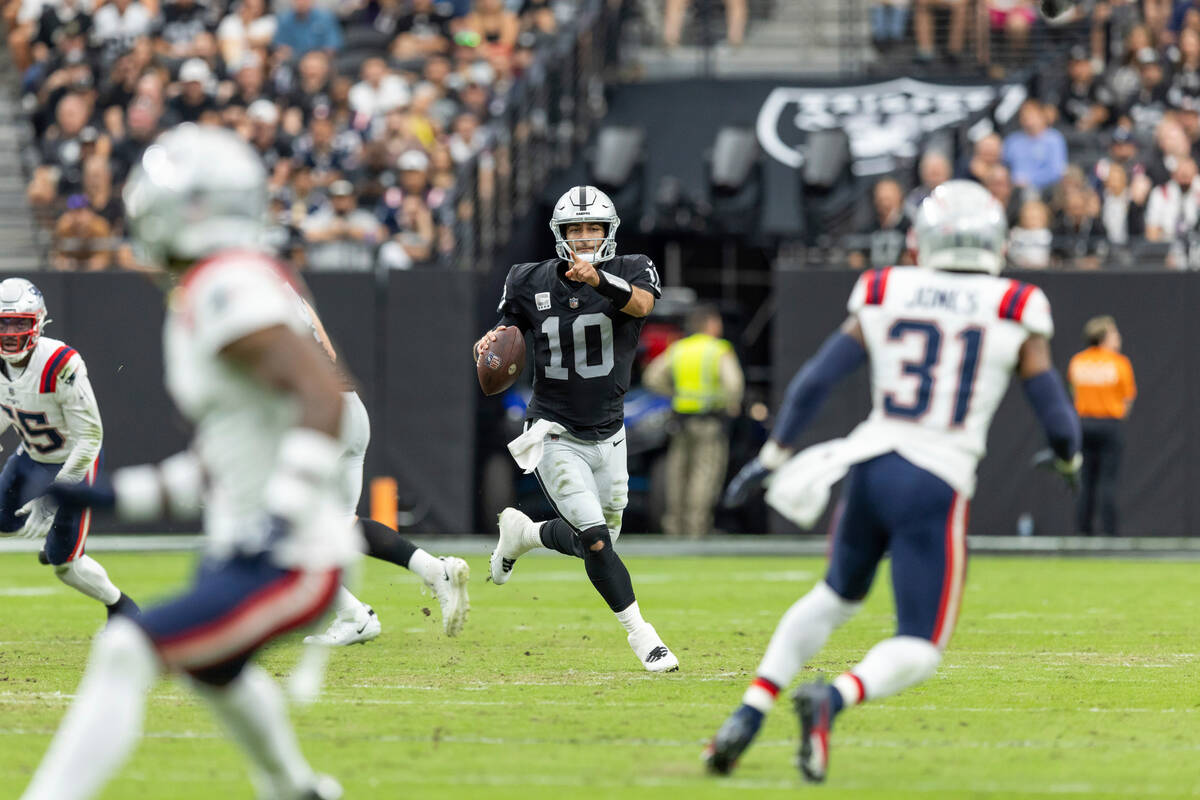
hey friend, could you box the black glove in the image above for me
[1032,449,1082,492]
[722,458,772,508]
[47,477,117,513]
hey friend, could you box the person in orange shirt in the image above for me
[1068,316,1136,535]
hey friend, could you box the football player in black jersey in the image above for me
[473,185,679,672]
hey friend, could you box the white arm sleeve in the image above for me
[54,358,103,484]
[1020,286,1054,339]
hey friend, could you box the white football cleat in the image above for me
[489,507,538,585]
[628,623,680,673]
[303,606,381,646]
[427,556,470,636]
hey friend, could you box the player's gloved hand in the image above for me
[723,458,771,508]
[47,476,117,513]
[722,441,793,508]
[15,497,55,540]
[1032,449,1082,491]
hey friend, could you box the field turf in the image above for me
[1,549,1199,799]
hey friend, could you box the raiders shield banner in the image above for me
[755,77,1027,176]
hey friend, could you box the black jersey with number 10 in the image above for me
[496,254,663,440]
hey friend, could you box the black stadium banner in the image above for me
[755,77,1028,176]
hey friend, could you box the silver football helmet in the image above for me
[123,124,268,269]
[913,179,1008,275]
[0,278,48,364]
[550,185,620,264]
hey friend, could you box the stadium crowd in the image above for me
[853,0,1200,270]
[5,0,572,271]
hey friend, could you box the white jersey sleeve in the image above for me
[1006,283,1054,339]
[185,255,298,356]
[53,354,103,483]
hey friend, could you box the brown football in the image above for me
[477,326,526,396]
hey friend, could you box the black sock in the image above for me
[577,524,636,612]
[106,592,140,619]
[539,518,585,558]
[359,518,418,568]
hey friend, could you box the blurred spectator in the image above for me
[987,0,1036,63]
[377,150,436,268]
[448,110,486,164]
[216,0,275,67]
[224,54,271,109]
[1004,99,1068,192]
[245,99,293,188]
[869,0,910,52]
[1093,124,1148,186]
[1145,155,1200,242]
[962,132,1003,183]
[293,108,360,187]
[1120,47,1170,134]
[92,0,153,65]
[1107,25,1154,111]
[82,156,123,232]
[1146,116,1193,184]
[302,179,384,271]
[53,193,114,271]
[168,58,219,123]
[662,0,747,48]
[1168,28,1200,108]
[1008,199,1053,268]
[390,0,455,60]
[1053,186,1107,268]
[1056,45,1114,134]
[1099,162,1149,244]
[847,178,911,270]
[153,0,217,61]
[913,0,965,63]
[273,0,342,58]
[984,163,1023,226]
[110,95,163,183]
[279,50,334,131]
[349,57,410,118]
[30,93,94,206]
[903,149,952,219]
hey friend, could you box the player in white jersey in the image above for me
[21,126,353,800]
[291,292,470,645]
[705,181,1082,782]
[0,278,137,618]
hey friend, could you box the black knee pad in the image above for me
[579,524,611,553]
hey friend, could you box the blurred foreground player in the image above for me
[0,278,137,619]
[708,181,1082,781]
[475,185,679,672]
[21,126,355,800]
[294,294,470,644]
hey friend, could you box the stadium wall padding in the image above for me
[25,271,475,535]
[772,270,1193,537]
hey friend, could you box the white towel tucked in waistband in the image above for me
[507,419,567,474]
[765,434,891,529]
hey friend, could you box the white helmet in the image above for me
[0,278,48,364]
[123,124,268,268]
[913,179,1008,275]
[550,185,620,264]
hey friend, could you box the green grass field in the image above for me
[2,549,1200,799]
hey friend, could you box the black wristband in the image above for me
[595,270,633,307]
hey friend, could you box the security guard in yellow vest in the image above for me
[644,305,744,538]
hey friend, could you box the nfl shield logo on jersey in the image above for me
[569,297,579,309]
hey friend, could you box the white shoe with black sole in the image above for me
[428,556,470,636]
[302,606,381,646]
